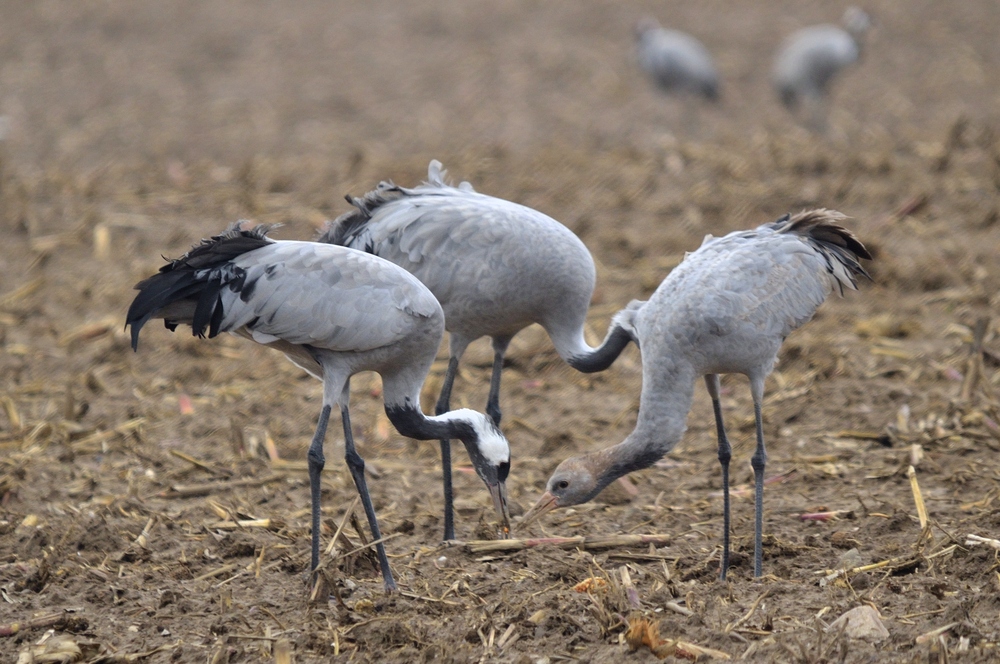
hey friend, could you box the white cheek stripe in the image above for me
[436,408,510,464]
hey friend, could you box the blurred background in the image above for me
[0,0,996,172]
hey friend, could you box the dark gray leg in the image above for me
[750,400,767,578]
[705,375,731,581]
[307,404,332,573]
[435,356,461,541]
[485,336,512,426]
[341,394,397,591]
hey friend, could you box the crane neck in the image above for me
[384,399,475,443]
[590,356,697,495]
[554,320,636,374]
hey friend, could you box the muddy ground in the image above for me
[2,1,1000,662]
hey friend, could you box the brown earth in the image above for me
[2,1,1000,662]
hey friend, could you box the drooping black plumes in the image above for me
[316,183,404,251]
[125,223,273,350]
[775,209,872,294]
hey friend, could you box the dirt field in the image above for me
[2,1,1000,662]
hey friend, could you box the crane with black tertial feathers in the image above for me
[125,224,512,592]
[320,160,638,541]
[521,209,871,580]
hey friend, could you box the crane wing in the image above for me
[223,241,441,352]
[321,161,564,302]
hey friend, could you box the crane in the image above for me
[125,224,512,591]
[320,160,638,541]
[635,17,720,102]
[772,7,872,131]
[520,209,871,580]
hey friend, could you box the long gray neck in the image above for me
[562,324,635,374]
[590,357,697,497]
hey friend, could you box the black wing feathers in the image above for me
[125,224,274,351]
[316,182,406,250]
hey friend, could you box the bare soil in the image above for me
[2,1,1000,662]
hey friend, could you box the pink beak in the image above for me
[518,491,560,529]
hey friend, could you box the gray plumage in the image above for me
[635,17,719,101]
[522,209,872,580]
[320,160,637,540]
[126,224,512,591]
[772,7,871,129]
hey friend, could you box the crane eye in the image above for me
[556,480,570,491]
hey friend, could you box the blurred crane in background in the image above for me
[772,7,872,132]
[634,17,720,134]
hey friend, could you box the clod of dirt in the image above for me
[352,618,418,649]
[827,605,890,642]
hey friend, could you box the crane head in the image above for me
[842,7,871,40]
[520,454,600,528]
[452,411,512,536]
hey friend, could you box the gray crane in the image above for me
[320,160,638,541]
[521,209,871,580]
[772,7,872,131]
[125,224,512,591]
[635,17,720,102]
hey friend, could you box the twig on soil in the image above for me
[964,534,1000,551]
[70,418,146,452]
[333,532,402,560]
[620,567,641,610]
[915,622,959,644]
[156,474,286,499]
[724,588,772,634]
[399,591,462,606]
[665,601,693,617]
[208,519,282,531]
[192,564,238,583]
[0,611,77,637]
[709,469,796,498]
[960,316,990,403]
[169,449,231,477]
[907,465,930,535]
[456,533,672,553]
[324,495,360,557]
[818,554,921,584]
[799,511,850,522]
[133,516,157,549]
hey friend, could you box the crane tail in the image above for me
[777,208,872,292]
[125,223,273,350]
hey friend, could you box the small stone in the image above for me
[827,605,889,642]
[837,548,864,570]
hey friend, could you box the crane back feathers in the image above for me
[776,209,872,295]
[125,223,275,350]
[318,160,474,250]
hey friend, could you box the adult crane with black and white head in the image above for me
[772,7,872,131]
[320,160,639,541]
[521,209,871,580]
[125,224,511,592]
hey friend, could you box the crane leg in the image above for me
[485,337,512,426]
[435,355,461,541]
[750,396,768,578]
[341,398,397,592]
[704,375,731,580]
[307,404,332,574]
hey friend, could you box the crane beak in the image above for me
[487,482,511,538]
[519,491,559,529]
